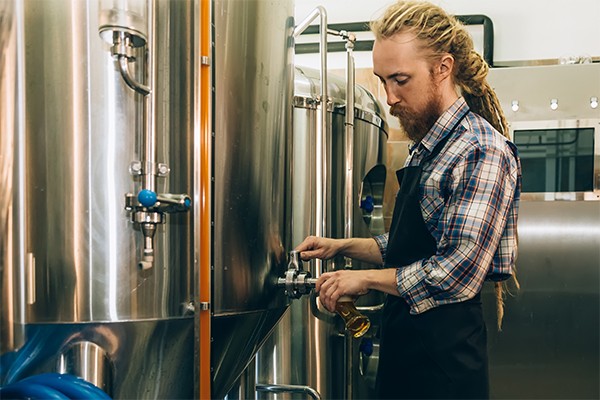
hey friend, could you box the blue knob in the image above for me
[138,189,157,207]
[359,338,374,356]
[184,197,191,208]
[360,195,375,213]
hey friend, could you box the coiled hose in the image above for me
[0,373,111,399]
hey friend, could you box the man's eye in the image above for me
[395,79,408,86]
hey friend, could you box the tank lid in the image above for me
[294,66,388,133]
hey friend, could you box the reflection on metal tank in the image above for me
[210,0,295,398]
[484,201,599,399]
[255,66,388,399]
[1,0,195,397]
[481,64,600,399]
[0,0,24,354]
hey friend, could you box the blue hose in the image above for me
[0,382,70,399]
[0,373,110,400]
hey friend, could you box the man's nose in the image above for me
[385,89,399,106]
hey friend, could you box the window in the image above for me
[514,127,595,193]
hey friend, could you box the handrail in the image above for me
[294,7,328,276]
[256,383,322,400]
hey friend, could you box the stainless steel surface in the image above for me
[482,201,600,399]
[98,0,148,47]
[1,318,194,398]
[484,64,600,399]
[0,0,25,354]
[278,251,317,299]
[488,64,600,122]
[57,341,112,394]
[293,7,329,277]
[211,0,294,397]
[256,384,322,400]
[19,0,194,323]
[256,66,388,400]
[343,33,356,261]
[2,0,196,396]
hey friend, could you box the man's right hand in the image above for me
[294,236,343,261]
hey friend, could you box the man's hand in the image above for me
[295,236,343,261]
[316,269,370,312]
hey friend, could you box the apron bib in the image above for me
[376,112,489,399]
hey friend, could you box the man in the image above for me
[295,1,521,399]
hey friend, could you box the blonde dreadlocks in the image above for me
[371,1,519,329]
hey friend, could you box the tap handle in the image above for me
[288,250,302,271]
[136,190,191,213]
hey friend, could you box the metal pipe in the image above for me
[256,384,322,400]
[295,15,495,66]
[197,0,212,396]
[15,0,27,346]
[143,0,156,193]
[293,7,328,276]
[343,33,356,269]
[117,56,150,96]
[345,333,354,400]
[340,31,357,400]
[356,303,385,313]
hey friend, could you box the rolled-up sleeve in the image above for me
[373,233,389,263]
[396,144,518,314]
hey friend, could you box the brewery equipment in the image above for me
[1,0,296,398]
[484,63,600,399]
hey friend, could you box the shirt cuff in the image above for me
[373,233,388,263]
[395,261,436,314]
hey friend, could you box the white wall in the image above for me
[295,0,600,69]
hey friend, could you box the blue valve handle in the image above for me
[138,189,158,207]
[359,337,374,356]
[360,195,375,213]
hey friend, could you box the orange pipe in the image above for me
[198,0,211,398]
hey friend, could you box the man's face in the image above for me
[372,32,443,142]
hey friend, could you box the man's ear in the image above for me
[437,54,454,81]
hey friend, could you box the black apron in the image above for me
[376,112,489,399]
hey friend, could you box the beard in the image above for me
[390,83,443,143]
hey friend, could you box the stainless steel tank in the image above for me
[1,0,196,397]
[1,0,296,398]
[255,66,388,400]
[0,0,24,355]
[482,63,600,399]
[210,0,295,398]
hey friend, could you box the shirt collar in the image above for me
[411,97,470,155]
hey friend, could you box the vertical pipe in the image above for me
[143,0,156,192]
[343,34,356,400]
[198,0,212,398]
[293,6,328,276]
[15,0,27,343]
[343,35,355,267]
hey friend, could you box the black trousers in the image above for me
[376,294,489,400]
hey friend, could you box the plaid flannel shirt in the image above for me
[375,97,521,314]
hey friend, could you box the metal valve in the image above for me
[278,250,317,299]
[125,190,191,269]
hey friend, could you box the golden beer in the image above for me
[335,296,371,338]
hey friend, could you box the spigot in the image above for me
[125,189,191,270]
[278,250,317,299]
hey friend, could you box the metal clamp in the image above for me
[277,251,317,299]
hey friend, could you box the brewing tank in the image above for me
[255,66,388,399]
[210,0,295,397]
[1,0,295,398]
[1,0,196,397]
